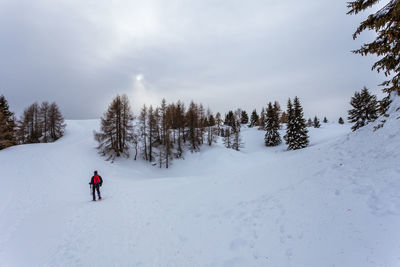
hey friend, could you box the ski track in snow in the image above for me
[1,99,400,267]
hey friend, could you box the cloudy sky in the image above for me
[0,0,384,120]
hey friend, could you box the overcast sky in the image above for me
[0,0,384,120]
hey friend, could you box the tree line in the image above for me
[95,95,226,167]
[0,95,65,150]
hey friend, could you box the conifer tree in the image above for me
[147,105,157,161]
[139,104,148,161]
[280,111,288,124]
[264,102,281,146]
[223,128,231,148]
[231,120,243,151]
[348,87,379,131]
[17,103,41,144]
[283,99,294,148]
[313,116,321,128]
[323,117,328,123]
[206,109,217,146]
[249,109,259,127]
[47,102,66,142]
[0,95,16,149]
[186,101,200,151]
[347,0,400,94]
[95,95,134,160]
[258,107,265,129]
[241,110,249,124]
[215,112,222,135]
[307,118,313,127]
[224,111,235,127]
[284,97,309,150]
[338,117,345,124]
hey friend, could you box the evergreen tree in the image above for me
[284,97,309,150]
[347,0,400,94]
[323,117,328,123]
[348,87,379,131]
[206,109,217,146]
[0,95,16,149]
[94,95,134,160]
[280,111,288,124]
[283,99,294,148]
[224,111,235,127]
[338,117,344,124]
[249,109,259,127]
[307,118,313,127]
[258,107,265,129]
[241,110,249,124]
[231,120,243,151]
[313,116,321,128]
[378,95,391,115]
[264,102,281,146]
[223,128,232,148]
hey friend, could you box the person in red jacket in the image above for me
[89,170,103,201]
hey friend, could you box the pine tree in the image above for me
[313,116,321,128]
[338,117,344,124]
[17,103,41,144]
[206,109,217,146]
[223,128,232,148]
[323,117,328,123]
[264,102,281,146]
[249,109,259,127]
[231,120,243,151]
[283,99,294,148]
[348,87,379,131]
[0,95,16,149]
[241,110,249,124]
[94,95,134,160]
[307,118,313,127]
[284,97,309,150]
[258,107,265,129]
[224,111,235,127]
[347,0,400,94]
[280,111,288,124]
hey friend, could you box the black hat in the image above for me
[94,170,98,174]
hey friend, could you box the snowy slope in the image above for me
[1,99,400,267]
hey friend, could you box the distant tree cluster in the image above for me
[95,95,221,167]
[0,95,65,149]
[16,101,66,144]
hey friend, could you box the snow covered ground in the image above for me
[1,98,400,266]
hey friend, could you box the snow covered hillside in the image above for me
[1,99,400,267]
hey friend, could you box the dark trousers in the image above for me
[92,184,101,200]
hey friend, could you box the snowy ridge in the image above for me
[0,101,400,266]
